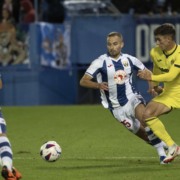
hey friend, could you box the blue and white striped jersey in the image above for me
[86,53,146,110]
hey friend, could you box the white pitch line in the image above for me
[13,157,158,160]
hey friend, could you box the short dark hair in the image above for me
[107,32,123,41]
[154,23,175,40]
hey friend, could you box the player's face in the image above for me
[107,36,124,59]
[155,35,171,51]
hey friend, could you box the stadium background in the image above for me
[1,1,180,180]
[0,1,180,106]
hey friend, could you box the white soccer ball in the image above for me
[40,141,62,162]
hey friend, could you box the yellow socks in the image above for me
[145,117,174,147]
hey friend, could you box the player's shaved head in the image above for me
[107,32,123,42]
[154,23,175,40]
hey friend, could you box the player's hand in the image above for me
[100,89,105,94]
[98,82,109,94]
[147,89,158,97]
[154,85,164,94]
[137,70,152,81]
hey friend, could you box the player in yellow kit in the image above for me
[137,23,180,163]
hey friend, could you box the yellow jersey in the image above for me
[150,44,180,99]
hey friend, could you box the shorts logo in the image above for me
[122,61,129,67]
[114,70,127,84]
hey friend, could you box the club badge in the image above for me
[122,61,129,67]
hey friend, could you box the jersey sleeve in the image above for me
[131,56,146,71]
[85,59,102,78]
[152,63,180,82]
[174,53,180,66]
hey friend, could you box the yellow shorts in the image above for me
[152,92,180,110]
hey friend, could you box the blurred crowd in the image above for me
[0,0,66,25]
[0,0,179,27]
[0,0,35,66]
[0,0,36,25]
[0,0,66,66]
[111,0,180,17]
[0,0,179,66]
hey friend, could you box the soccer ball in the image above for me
[40,141,61,162]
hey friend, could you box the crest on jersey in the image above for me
[114,70,127,84]
[171,60,174,65]
[122,61,129,67]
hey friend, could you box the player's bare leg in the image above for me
[135,103,147,128]
[135,124,149,141]
[143,101,180,163]
[135,103,168,164]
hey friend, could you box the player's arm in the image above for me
[131,56,157,97]
[146,69,153,89]
[154,86,163,94]
[0,77,2,89]
[138,69,164,94]
[145,69,158,97]
[138,50,162,82]
[152,59,164,93]
[137,49,163,94]
[80,58,109,93]
[138,64,180,82]
[152,57,161,86]
[80,74,109,92]
[151,64,180,82]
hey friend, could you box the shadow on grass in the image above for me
[37,158,178,172]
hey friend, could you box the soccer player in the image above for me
[80,32,168,164]
[0,77,22,179]
[137,23,180,163]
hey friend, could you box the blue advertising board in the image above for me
[135,16,180,67]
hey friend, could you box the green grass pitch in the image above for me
[1,105,180,180]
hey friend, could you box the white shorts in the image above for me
[111,94,146,134]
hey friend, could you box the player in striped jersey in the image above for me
[138,23,180,163]
[0,77,22,180]
[80,32,168,164]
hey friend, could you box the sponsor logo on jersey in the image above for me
[157,59,162,62]
[108,64,113,68]
[122,61,129,67]
[114,70,127,84]
[159,67,169,73]
[171,60,175,65]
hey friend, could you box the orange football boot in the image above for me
[12,167,22,180]
[1,166,17,180]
